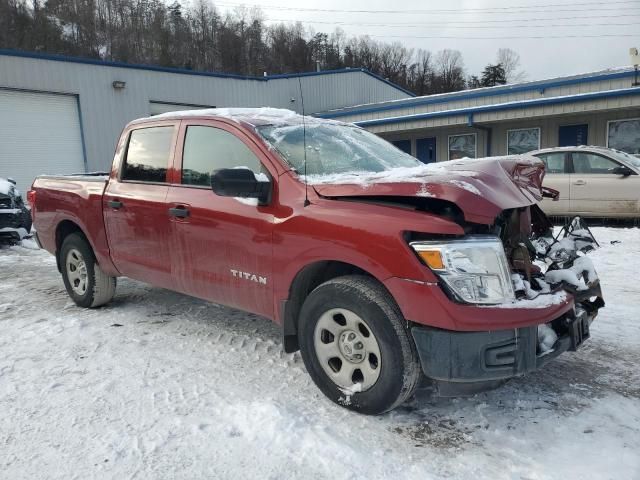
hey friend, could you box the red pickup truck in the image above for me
[29,108,604,414]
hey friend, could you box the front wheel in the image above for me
[60,233,116,308]
[298,275,421,415]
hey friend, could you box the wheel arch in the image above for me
[55,220,88,272]
[281,260,398,353]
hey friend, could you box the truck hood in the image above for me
[310,155,546,225]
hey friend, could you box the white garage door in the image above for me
[0,89,85,195]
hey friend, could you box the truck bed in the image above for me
[31,173,118,276]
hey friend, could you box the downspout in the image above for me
[468,113,492,157]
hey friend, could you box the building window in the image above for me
[507,127,540,154]
[448,133,476,160]
[391,139,412,155]
[607,118,640,155]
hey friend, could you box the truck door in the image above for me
[103,123,178,289]
[166,121,275,317]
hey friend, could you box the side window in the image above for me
[122,126,174,183]
[572,153,619,174]
[182,126,263,187]
[537,153,566,174]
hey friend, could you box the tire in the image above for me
[60,233,116,308]
[20,208,32,234]
[298,275,421,415]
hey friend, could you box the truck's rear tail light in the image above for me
[27,190,36,205]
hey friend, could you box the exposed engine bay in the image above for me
[498,205,605,355]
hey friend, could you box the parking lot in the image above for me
[1,227,639,479]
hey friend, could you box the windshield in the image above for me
[609,149,640,169]
[256,123,421,176]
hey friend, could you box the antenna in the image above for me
[298,77,310,207]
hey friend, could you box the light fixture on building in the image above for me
[112,80,126,90]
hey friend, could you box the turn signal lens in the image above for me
[417,250,444,270]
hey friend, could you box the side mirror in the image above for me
[611,165,634,176]
[210,168,271,205]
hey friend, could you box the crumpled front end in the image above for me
[406,206,605,395]
[501,209,604,354]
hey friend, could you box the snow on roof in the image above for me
[142,107,349,127]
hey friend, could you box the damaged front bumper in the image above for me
[411,281,604,395]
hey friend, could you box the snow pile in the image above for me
[545,256,597,291]
[537,324,558,354]
[492,290,568,309]
[0,178,16,196]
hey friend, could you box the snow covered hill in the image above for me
[1,228,639,479]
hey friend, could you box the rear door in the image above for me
[103,123,178,288]
[536,151,570,216]
[166,120,276,317]
[569,151,640,216]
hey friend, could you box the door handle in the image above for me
[108,200,123,209]
[572,180,587,186]
[168,206,190,218]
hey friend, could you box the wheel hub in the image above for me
[338,330,365,363]
[66,248,88,295]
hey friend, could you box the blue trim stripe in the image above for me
[319,69,639,119]
[0,48,414,96]
[353,87,640,127]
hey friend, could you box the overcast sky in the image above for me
[214,0,640,82]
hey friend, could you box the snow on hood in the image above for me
[310,155,546,225]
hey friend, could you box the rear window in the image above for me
[122,126,174,183]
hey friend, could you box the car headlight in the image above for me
[410,236,515,305]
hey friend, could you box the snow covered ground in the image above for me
[1,228,639,479]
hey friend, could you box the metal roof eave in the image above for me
[0,48,414,97]
[353,86,640,128]
[319,68,639,119]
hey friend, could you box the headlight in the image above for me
[410,236,515,305]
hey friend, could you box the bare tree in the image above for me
[0,0,527,95]
[496,48,526,83]
[434,49,466,92]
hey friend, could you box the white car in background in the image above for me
[530,146,640,218]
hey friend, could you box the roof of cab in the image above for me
[131,107,349,128]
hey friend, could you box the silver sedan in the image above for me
[530,146,640,218]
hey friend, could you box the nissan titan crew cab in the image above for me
[29,108,604,415]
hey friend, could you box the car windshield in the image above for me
[256,123,421,176]
[609,149,640,169]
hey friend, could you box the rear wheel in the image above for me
[298,275,421,415]
[60,233,116,308]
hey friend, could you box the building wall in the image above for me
[0,53,409,172]
[378,109,640,162]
